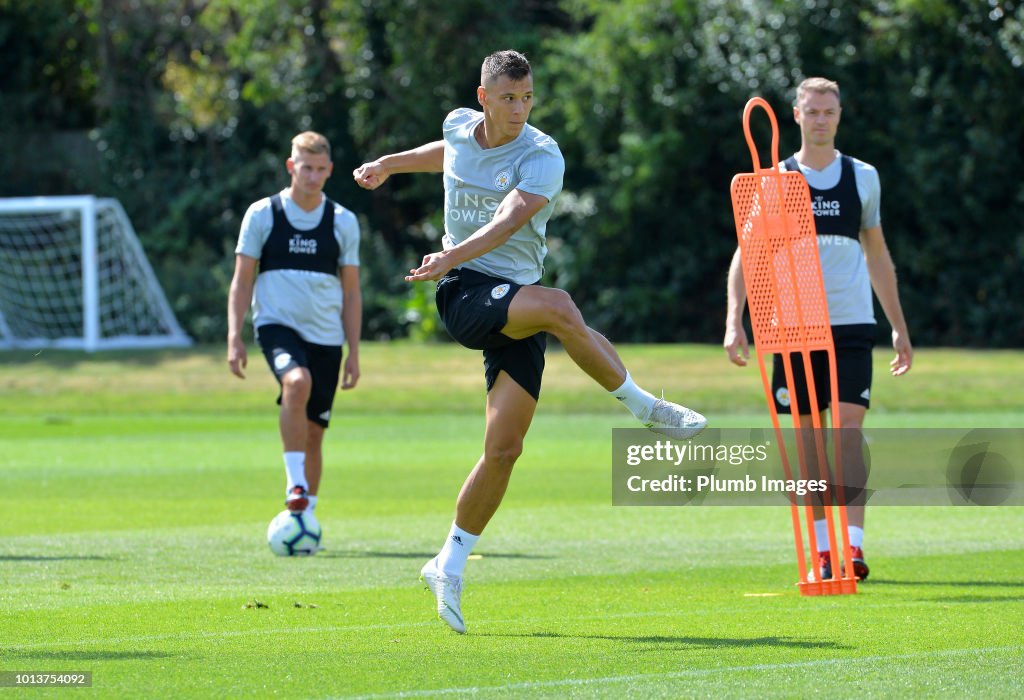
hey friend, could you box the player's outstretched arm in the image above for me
[724,247,750,366]
[353,141,445,190]
[405,189,549,282]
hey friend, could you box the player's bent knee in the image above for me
[484,441,524,471]
[281,370,312,397]
[542,288,585,334]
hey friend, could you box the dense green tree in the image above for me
[540,0,1024,346]
[0,0,99,192]
[539,0,804,342]
[0,0,1020,346]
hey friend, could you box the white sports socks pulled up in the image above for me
[814,519,830,552]
[436,522,480,577]
[848,525,864,548]
[815,519,865,551]
[610,372,657,421]
[283,451,307,491]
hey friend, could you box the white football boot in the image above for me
[644,397,708,439]
[420,558,466,634]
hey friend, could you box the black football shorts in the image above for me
[256,323,342,427]
[435,267,546,401]
[771,324,876,415]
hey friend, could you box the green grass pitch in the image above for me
[1,343,1022,697]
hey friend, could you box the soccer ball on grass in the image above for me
[267,509,322,556]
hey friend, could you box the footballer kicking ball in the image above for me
[267,509,322,556]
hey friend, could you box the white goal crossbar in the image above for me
[0,195,192,351]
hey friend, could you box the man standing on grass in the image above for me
[354,49,706,634]
[228,131,362,519]
[724,77,913,581]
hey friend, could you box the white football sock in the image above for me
[283,451,307,491]
[814,519,830,552]
[610,372,657,421]
[436,522,480,577]
[306,495,318,512]
[848,525,864,548]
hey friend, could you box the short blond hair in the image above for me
[795,77,841,105]
[291,131,331,159]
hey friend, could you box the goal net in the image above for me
[0,196,192,351]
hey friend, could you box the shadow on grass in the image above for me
[477,631,847,650]
[866,579,1024,588]
[921,595,1024,604]
[1,650,173,660]
[317,550,553,560]
[0,555,109,562]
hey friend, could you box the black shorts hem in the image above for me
[256,323,342,427]
[771,324,875,415]
[484,332,546,401]
[435,268,546,401]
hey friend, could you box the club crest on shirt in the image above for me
[494,169,512,191]
[775,386,791,407]
[490,284,511,300]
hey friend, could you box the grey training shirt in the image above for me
[442,108,565,285]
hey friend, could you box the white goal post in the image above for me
[0,196,192,351]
